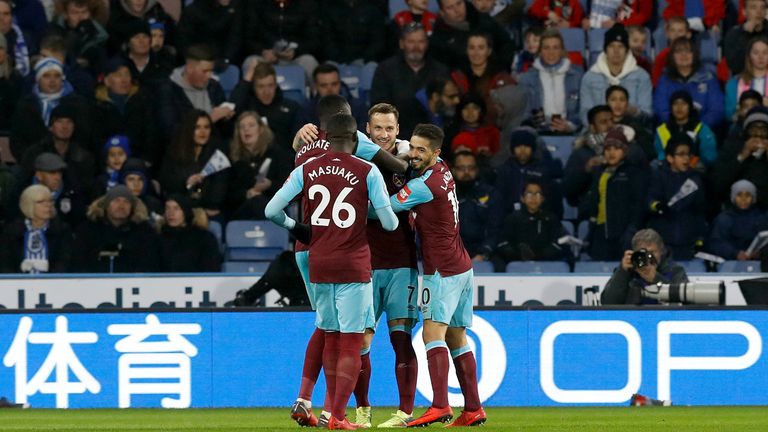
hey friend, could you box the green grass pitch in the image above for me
[0,407,767,431]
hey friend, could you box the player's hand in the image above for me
[297,123,319,144]
[620,250,633,271]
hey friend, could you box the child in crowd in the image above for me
[654,90,717,168]
[647,134,707,260]
[606,85,656,163]
[494,181,569,266]
[393,0,437,35]
[94,135,130,196]
[512,26,543,75]
[627,25,652,73]
[709,180,768,260]
[120,157,163,219]
[564,105,613,207]
[451,93,501,158]
[148,19,177,68]
[652,16,691,85]
[528,0,585,29]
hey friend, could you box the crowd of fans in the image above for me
[1,0,768,274]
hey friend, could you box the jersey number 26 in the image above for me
[308,184,356,228]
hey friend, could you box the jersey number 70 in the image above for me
[308,185,356,228]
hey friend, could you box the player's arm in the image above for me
[264,166,311,243]
[389,175,434,213]
[355,131,409,174]
[292,123,319,151]
[367,165,399,231]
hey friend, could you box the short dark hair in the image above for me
[252,62,276,81]
[412,123,444,150]
[326,113,357,140]
[185,44,215,63]
[312,63,339,82]
[524,26,545,38]
[467,31,493,50]
[452,149,476,164]
[368,103,399,121]
[588,105,612,125]
[316,94,351,124]
[522,180,545,195]
[605,85,628,102]
[740,89,764,106]
[40,34,67,55]
[63,0,89,9]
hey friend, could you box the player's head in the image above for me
[326,113,358,154]
[316,94,351,129]
[367,103,400,153]
[409,123,443,173]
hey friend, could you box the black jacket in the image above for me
[226,145,293,219]
[176,0,243,63]
[724,21,768,76]
[601,254,688,305]
[711,138,768,211]
[159,142,229,211]
[496,208,567,263]
[20,136,96,186]
[159,225,221,272]
[456,179,493,257]
[244,0,321,59]
[0,72,23,131]
[156,72,227,142]
[230,83,301,151]
[320,0,386,63]
[0,217,73,273]
[106,0,177,55]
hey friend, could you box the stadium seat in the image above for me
[699,34,719,65]
[718,260,763,273]
[561,220,574,236]
[223,261,270,273]
[274,64,307,104]
[216,64,240,99]
[562,198,578,221]
[577,220,590,242]
[574,261,618,274]
[472,260,495,273]
[587,28,607,65]
[560,28,586,57]
[388,0,439,18]
[359,62,377,105]
[505,261,571,274]
[542,135,574,165]
[338,64,362,99]
[225,220,289,261]
[677,260,707,273]
[208,220,223,252]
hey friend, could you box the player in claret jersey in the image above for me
[389,124,486,428]
[266,114,398,430]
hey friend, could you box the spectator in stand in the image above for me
[11,57,93,161]
[564,105,614,207]
[176,0,243,66]
[518,28,583,134]
[159,110,228,219]
[0,0,31,77]
[121,20,173,91]
[243,0,320,78]
[473,0,526,27]
[452,150,493,260]
[511,26,542,75]
[431,0,515,70]
[393,0,438,35]
[605,85,655,164]
[71,184,161,273]
[450,31,515,124]
[226,111,292,220]
[120,157,163,218]
[493,180,569,267]
[627,25,651,74]
[159,194,221,272]
[157,44,234,142]
[321,0,385,65]
[709,179,768,260]
[528,0,585,29]
[148,19,177,68]
[93,134,130,196]
[647,134,707,260]
[723,89,763,151]
[0,34,23,131]
[370,22,449,139]
[712,107,768,209]
[488,83,530,164]
[106,0,176,55]
[601,228,688,305]
[662,0,725,34]
[0,184,72,273]
[654,90,717,168]
[34,33,95,97]
[46,0,109,76]
[580,23,652,125]
[20,104,95,183]
[92,56,159,167]
[230,61,301,152]
[582,0,652,29]
[654,37,724,129]
[725,36,768,121]
[651,17,692,86]
[301,63,368,128]
[724,0,768,76]
[450,92,501,158]
[579,126,647,260]
[10,0,47,48]
[415,76,461,130]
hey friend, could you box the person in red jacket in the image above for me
[662,0,725,33]
[528,0,585,29]
[651,17,692,86]
[451,92,501,157]
[393,0,438,35]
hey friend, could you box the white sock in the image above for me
[296,397,311,408]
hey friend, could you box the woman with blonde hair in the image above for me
[225,111,291,219]
[0,184,72,273]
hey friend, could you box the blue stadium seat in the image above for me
[359,63,377,105]
[577,220,590,242]
[677,259,707,273]
[587,28,607,65]
[542,135,574,165]
[719,260,763,273]
[505,261,571,274]
[274,64,306,104]
[208,220,223,252]
[560,28,586,56]
[223,261,270,273]
[563,198,578,221]
[561,220,574,236]
[653,25,667,53]
[699,34,719,65]
[472,261,495,274]
[338,64,362,99]
[225,221,289,261]
[574,261,619,273]
[388,0,439,18]
[216,64,240,99]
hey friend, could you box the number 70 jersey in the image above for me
[280,151,391,283]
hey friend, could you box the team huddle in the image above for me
[264,95,485,430]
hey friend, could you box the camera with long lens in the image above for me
[631,248,657,269]
[642,281,725,305]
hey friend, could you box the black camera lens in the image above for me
[631,248,655,269]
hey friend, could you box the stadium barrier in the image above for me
[1,308,766,408]
[0,273,760,310]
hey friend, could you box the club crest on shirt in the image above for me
[392,172,406,187]
[397,185,412,203]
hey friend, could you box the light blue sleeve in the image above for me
[354,130,380,161]
[264,165,304,229]
[366,165,390,210]
[698,123,718,166]
[389,173,435,212]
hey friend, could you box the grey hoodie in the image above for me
[170,66,212,113]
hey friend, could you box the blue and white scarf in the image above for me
[22,219,49,274]
[10,22,30,76]
[32,79,73,125]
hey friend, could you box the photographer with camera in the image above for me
[601,228,689,305]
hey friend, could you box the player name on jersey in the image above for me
[296,139,330,162]
[306,164,360,185]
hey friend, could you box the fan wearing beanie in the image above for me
[158,194,221,272]
[709,180,768,261]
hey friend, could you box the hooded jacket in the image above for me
[230,80,301,150]
[580,52,652,124]
[654,69,725,128]
[177,0,243,63]
[709,206,768,259]
[159,209,221,273]
[106,0,176,55]
[519,58,583,130]
[156,66,226,141]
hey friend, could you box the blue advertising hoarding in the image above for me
[0,309,765,408]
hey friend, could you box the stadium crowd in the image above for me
[1,0,768,274]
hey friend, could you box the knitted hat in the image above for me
[101,184,136,208]
[510,127,537,150]
[731,179,757,205]
[103,57,130,76]
[604,126,629,149]
[34,152,67,172]
[34,57,65,82]
[167,193,194,224]
[148,18,165,32]
[49,104,77,125]
[119,157,149,195]
[604,23,629,51]
[125,20,151,40]
[103,135,132,157]
[744,106,768,131]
